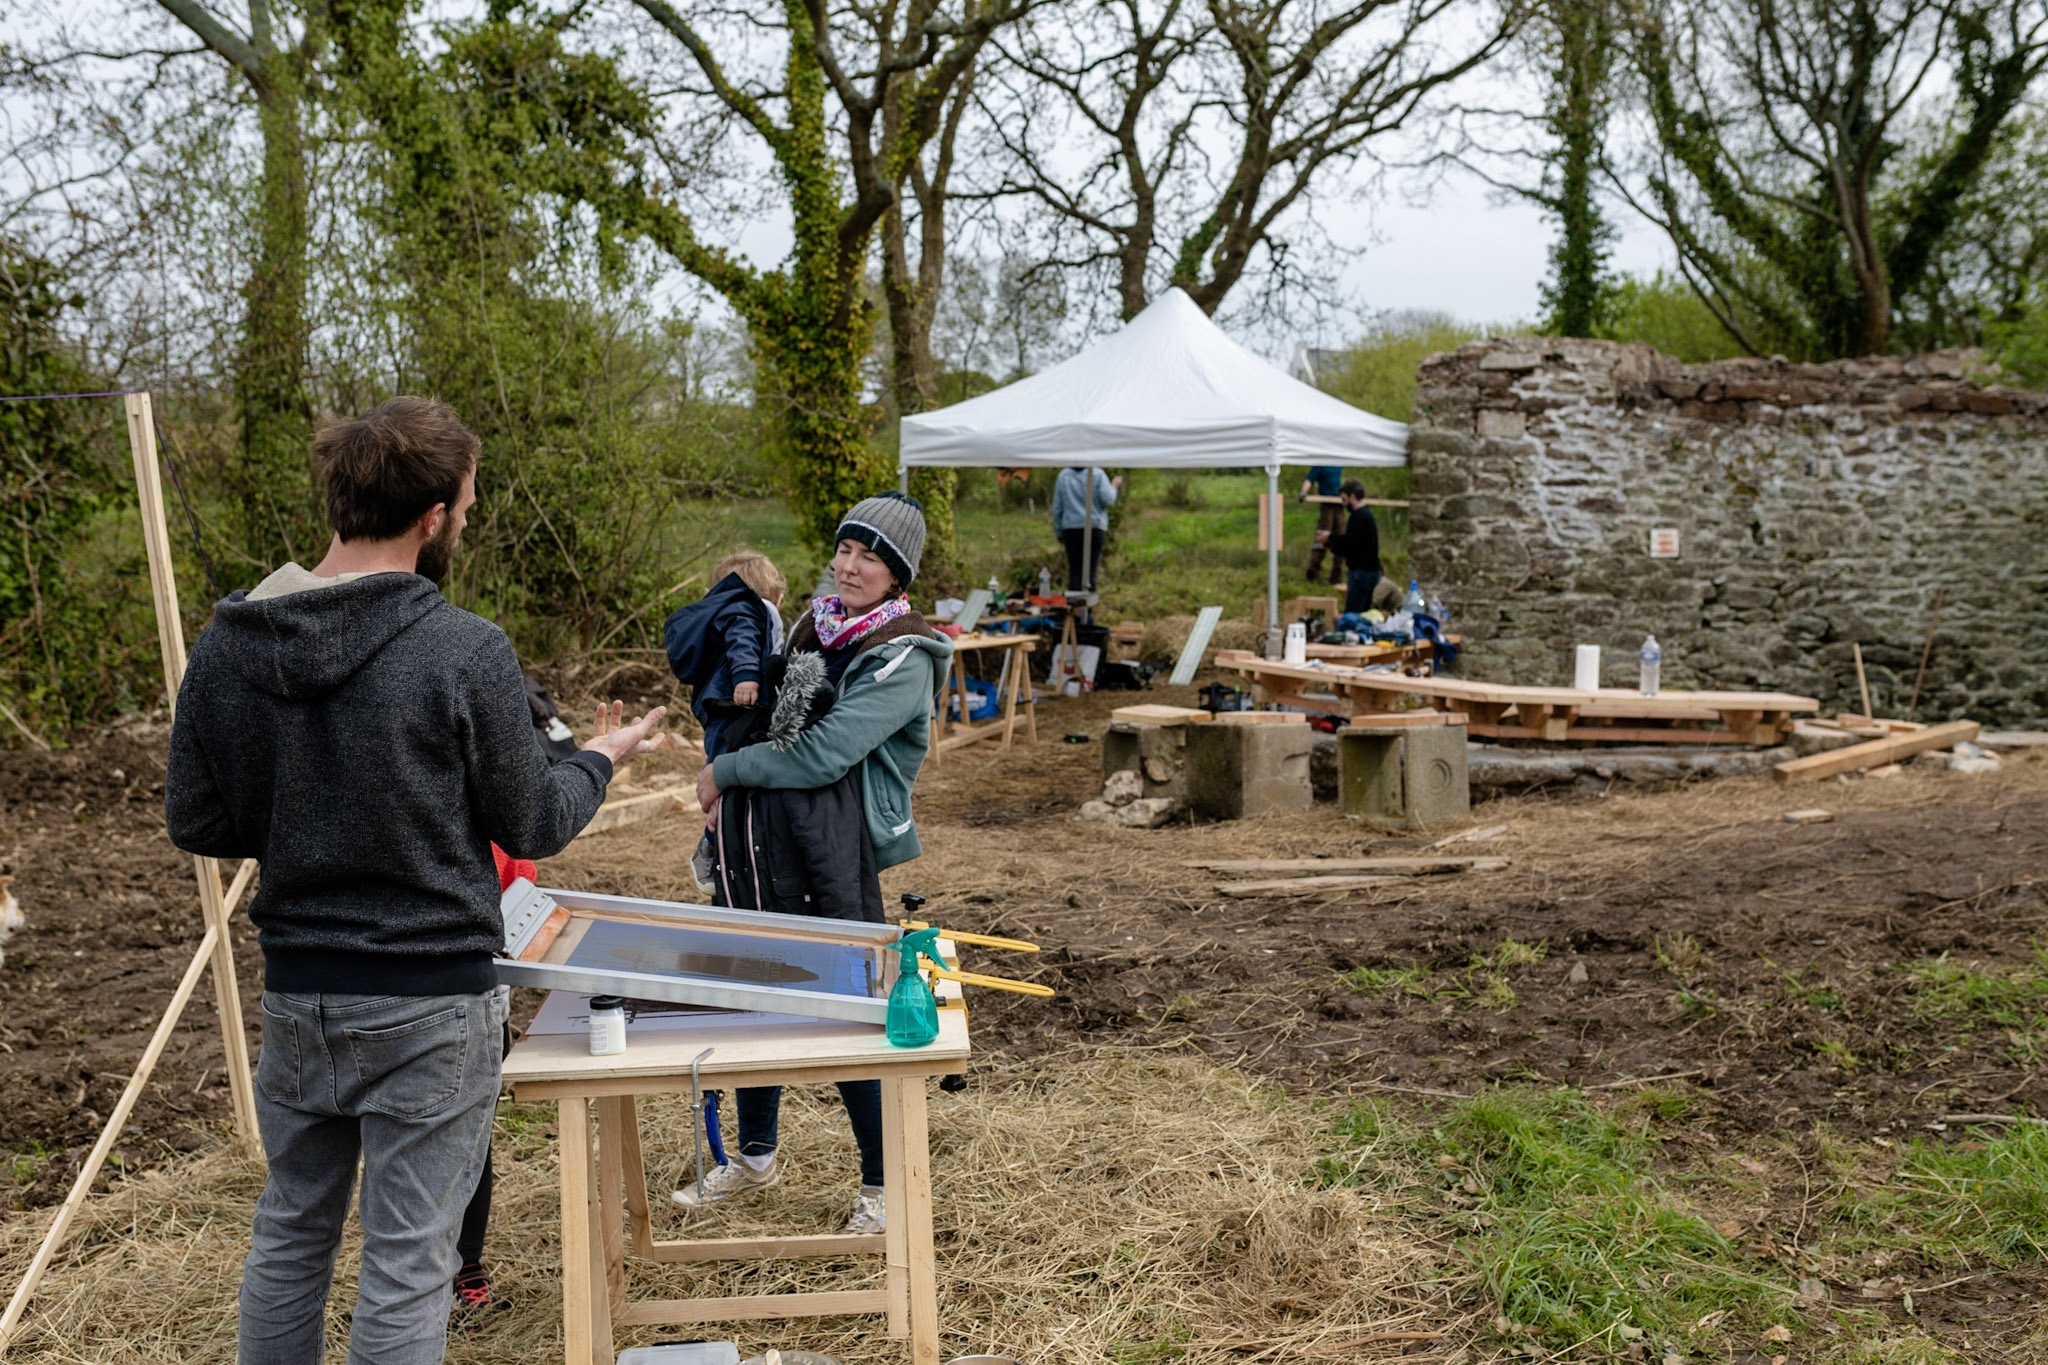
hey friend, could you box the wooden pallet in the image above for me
[1214,651,1817,745]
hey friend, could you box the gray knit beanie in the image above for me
[835,491,927,587]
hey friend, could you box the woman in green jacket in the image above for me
[680,491,953,1235]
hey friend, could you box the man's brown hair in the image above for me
[713,550,786,603]
[313,397,480,542]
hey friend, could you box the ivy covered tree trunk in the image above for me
[237,65,316,566]
[626,0,1010,565]
[1539,0,1614,337]
[154,0,320,573]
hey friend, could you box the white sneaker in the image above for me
[840,1186,886,1234]
[672,1155,780,1208]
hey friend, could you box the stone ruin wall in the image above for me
[1406,339,2048,727]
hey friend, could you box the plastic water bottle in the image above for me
[1426,593,1447,626]
[1401,579,1426,614]
[1639,635,1661,696]
[987,573,1001,595]
[1037,566,1052,598]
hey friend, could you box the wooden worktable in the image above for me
[506,1005,970,1365]
[1217,650,1819,744]
[935,630,1039,754]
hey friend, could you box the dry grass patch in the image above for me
[0,1053,1447,1364]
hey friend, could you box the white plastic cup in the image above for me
[1573,644,1602,691]
[1283,622,1307,665]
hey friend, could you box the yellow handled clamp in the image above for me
[898,919,1040,954]
[925,965,1055,998]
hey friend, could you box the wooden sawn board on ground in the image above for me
[1215,651,1818,745]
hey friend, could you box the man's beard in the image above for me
[416,520,461,587]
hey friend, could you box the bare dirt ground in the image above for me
[2,684,2045,1358]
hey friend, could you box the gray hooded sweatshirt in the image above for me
[165,566,611,995]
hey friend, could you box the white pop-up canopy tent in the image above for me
[898,287,1409,631]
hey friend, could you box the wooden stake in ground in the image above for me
[124,393,261,1151]
[1907,586,1945,723]
[1852,642,1875,722]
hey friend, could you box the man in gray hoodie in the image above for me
[166,396,663,1365]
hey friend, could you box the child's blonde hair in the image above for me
[714,550,786,603]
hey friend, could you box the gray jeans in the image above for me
[240,989,507,1365]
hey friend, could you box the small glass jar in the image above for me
[588,995,627,1056]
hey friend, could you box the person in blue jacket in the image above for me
[662,550,787,760]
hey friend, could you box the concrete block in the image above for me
[1339,723,1471,831]
[1103,721,1193,801]
[1185,721,1313,820]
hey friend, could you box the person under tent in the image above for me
[1336,480,1384,615]
[1051,466,1121,603]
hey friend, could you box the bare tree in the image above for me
[1621,0,2048,358]
[978,0,1522,321]
[617,0,1026,554]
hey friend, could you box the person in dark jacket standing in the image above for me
[165,396,664,1365]
[1335,479,1384,614]
[1300,465,1346,584]
[681,491,952,1238]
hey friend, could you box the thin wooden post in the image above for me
[1852,642,1875,722]
[123,393,260,1148]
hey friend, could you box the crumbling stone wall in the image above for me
[1407,339,2048,726]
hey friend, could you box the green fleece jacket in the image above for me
[710,611,954,870]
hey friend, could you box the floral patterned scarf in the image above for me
[810,593,911,651]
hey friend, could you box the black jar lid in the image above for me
[589,995,626,1011]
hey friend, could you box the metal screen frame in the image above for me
[494,881,899,1025]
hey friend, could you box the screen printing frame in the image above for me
[493,879,901,1025]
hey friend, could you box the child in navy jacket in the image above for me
[663,551,787,886]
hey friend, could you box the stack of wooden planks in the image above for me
[1775,718,1980,781]
[1187,854,1509,898]
[1215,651,1818,745]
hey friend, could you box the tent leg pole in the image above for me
[1266,465,1281,655]
[899,466,909,495]
[1081,472,1094,621]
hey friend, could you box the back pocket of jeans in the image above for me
[256,998,302,1106]
[344,1005,470,1121]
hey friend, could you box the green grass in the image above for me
[1339,964,1431,998]
[1310,1083,2048,1362]
[1903,947,2048,1063]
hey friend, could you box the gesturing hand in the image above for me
[582,700,669,766]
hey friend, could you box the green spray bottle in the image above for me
[886,926,944,1047]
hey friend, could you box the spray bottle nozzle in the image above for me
[893,925,944,971]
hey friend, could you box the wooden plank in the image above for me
[125,393,260,1152]
[890,1076,941,1364]
[1834,712,1925,733]
[615,1290,892,1326]
[559,1098,600,1365]
[1216,875,1406,897]
[576,785,696,838]
[643,1233,886,1263]
[1189,856,1509,875]
[1207,711,1307,725]
[1304,495,1410,507]
[1168,606,1226,687]
[1348,711,1462,729]
[595,1097,629,1312]
[1774,719,1980,781]
[1111,704,1211,726]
